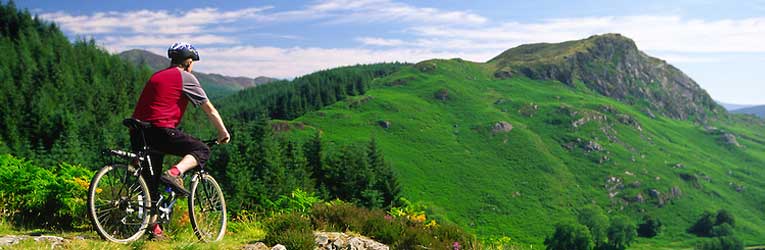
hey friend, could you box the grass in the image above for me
[286,58,765,248]
[0,220,265,250]
[0,199,266,250]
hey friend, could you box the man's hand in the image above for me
[218,130,231,144]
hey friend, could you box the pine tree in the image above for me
[284,140,313,192]
[367,137,400,207]
[304,131,323,189]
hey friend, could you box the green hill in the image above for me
[276,35,765,246]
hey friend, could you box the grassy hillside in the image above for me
[287,58,765,247]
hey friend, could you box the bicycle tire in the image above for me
[87,164,152,243]
[188,173,227,242]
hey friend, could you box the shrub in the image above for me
[711,223,734,237]
[362,213,403,243]
[695,236,744,250]
[0,154,93,228]
[577,206,609,245]
[689,210,737,237]
[267,188,322,215]
[311,200,371,232]
[51,162,93,228]
[604,216,637,250]
[544,222,593,250]
[689,211,717,237]
[264,213,314,250]
[715,210,735,227]
[311,200,475,249]
[637,215,662,238]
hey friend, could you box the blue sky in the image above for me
[16,0,765,104]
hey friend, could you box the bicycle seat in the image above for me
[123,118,152,130]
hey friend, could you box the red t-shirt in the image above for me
[132,67,208,128]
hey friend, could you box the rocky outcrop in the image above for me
[246,232,389,250]
[314,232,389,250]
[434,88,449,101]
[492,121,513,133]
[489,33,723,121]
[721,133,741,147]
[378,120,391,129]
[583,140,604,152]
[0,235,68,248]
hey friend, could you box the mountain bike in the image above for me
[87,118,227,243]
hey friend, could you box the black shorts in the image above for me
[130,127,210,201]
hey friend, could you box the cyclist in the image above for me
[130,42,230,239]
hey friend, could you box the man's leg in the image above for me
[171,154,198,175]
[153,128,210,194]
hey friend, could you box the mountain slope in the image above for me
[118,49,276,98]
[732,105,765,118]
[490,33,722,121]
[281,37,765,246]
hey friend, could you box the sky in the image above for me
[16,0,765,104]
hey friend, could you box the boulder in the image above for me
[721,133,741,147]
[242,242,270,250]
[649,189,661,198]
[583,141,603,152]
[493,69,513,79]
[492,121,513,133]
[670,186,682,198]
[633,193,645,203]
[314,232,389,250]
[378,120,391,129]
[271,244,287,250]
[434,88,449,101]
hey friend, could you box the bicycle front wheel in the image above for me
[188,173,227,242]
[87,164,151,243]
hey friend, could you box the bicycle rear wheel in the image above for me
[87,164,151,243]
[188,174,227,242]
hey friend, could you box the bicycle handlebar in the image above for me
[203,139,219,147]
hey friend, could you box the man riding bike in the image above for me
[130,42,230,239]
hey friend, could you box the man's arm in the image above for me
[201,101,230,144]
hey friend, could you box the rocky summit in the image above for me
[490,33,722,121]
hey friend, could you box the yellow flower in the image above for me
[409,214,426,223]
[73,177,90,190]
[426,220,438,228]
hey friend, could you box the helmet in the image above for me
[167,42,199,62]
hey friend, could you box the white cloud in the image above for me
[101,34,238,52]
[40,7,271,35]
[357,37,406,46]
[280,0,487,25]
[193,46,495,78]
[407,16,765,53]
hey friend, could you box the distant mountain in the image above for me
[490,33,722,121]
[732,105,765,118]
[118,49,277,98]
[717,101,758,111]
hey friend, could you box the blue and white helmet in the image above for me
[167,42,199,62]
